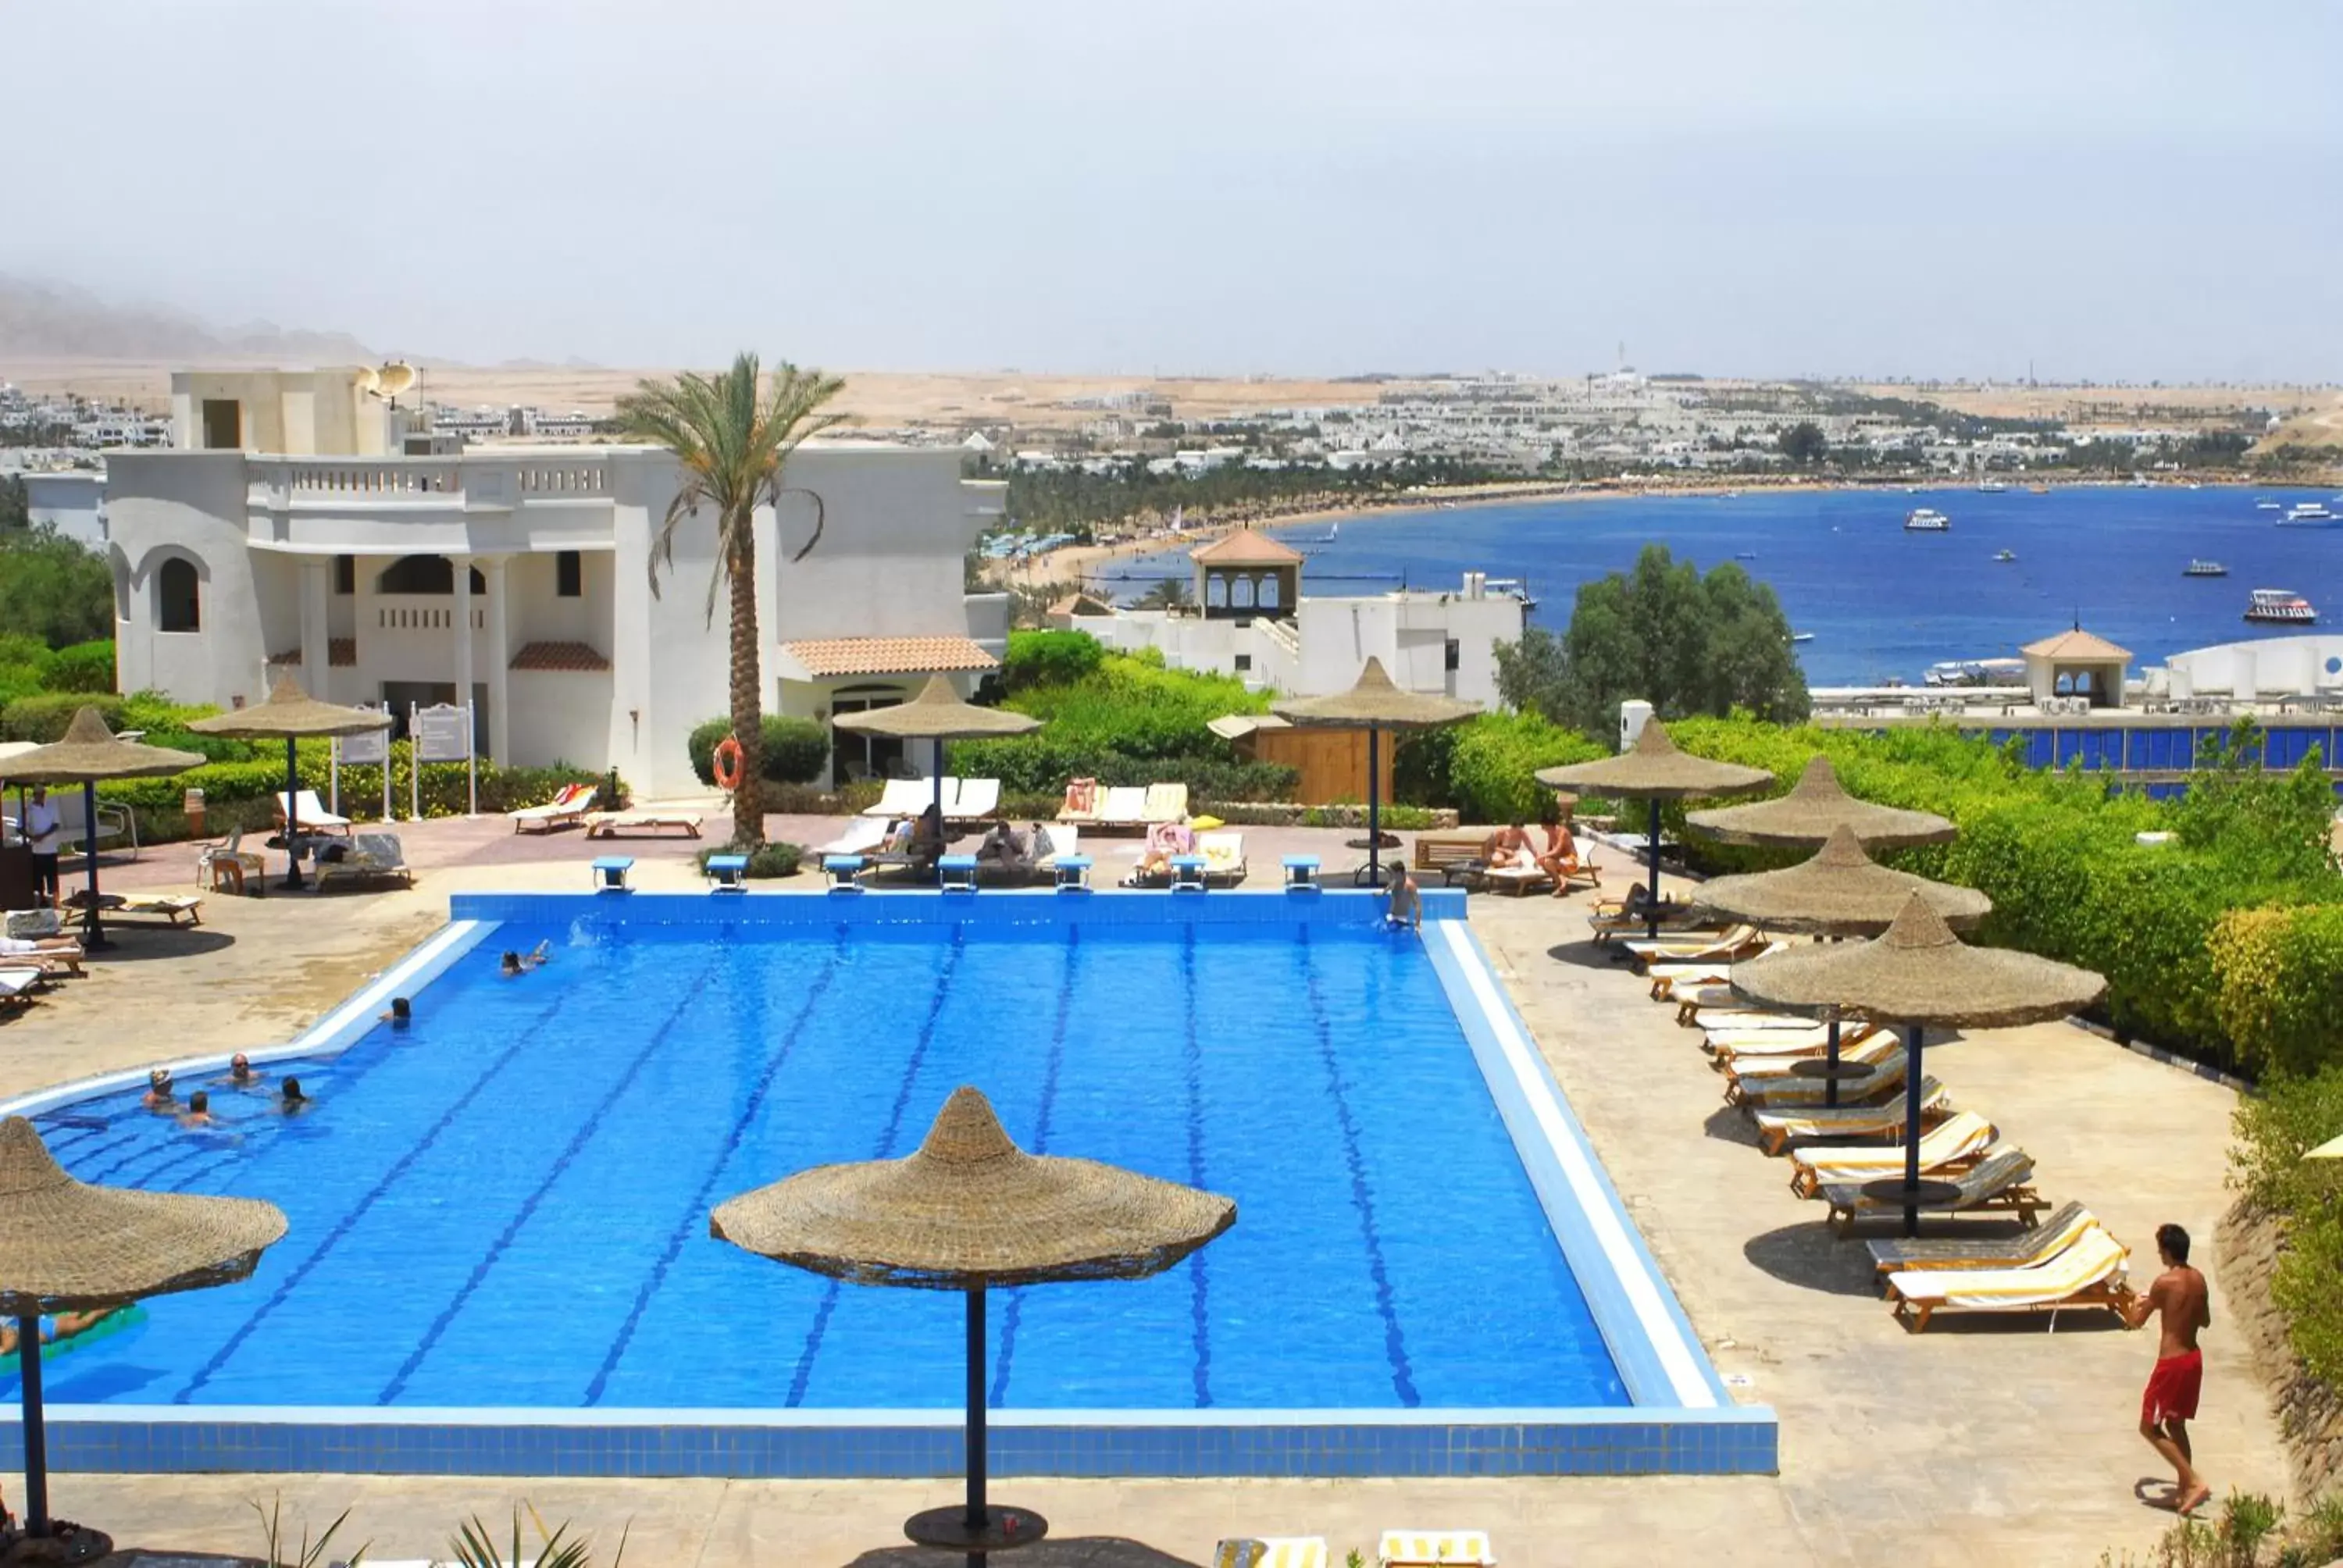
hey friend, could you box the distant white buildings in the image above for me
[99,369,1008,796]
[1061,527,1523,709]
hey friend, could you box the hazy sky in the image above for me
[10,2,2340,380]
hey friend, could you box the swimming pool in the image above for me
[1,889,1775,1477]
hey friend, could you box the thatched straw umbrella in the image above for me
[712,1087,1234,1566]
[1733,895,2104,1235]
[1685,755,1956,851]
[1696,825,1992,1105]
[1536,718,1773,939]
[188,675,393,890]
[2,711,202,950]
[0,1117,286,1541]
[830,676,1041,876]
[1271,657,1478,886]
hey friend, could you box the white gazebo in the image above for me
[2022,626,2131,709]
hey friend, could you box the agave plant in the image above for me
[446,1503,629,1568]
[250,1492,366,1568]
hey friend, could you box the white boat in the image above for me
[2281,501,2337,526]
[1483,577,1537,610]
[1993,549,2017,562]
[1977,479,2007,493]
[2183,559,2228,578]
[2245,588,2317,625]
[1905,508,1951,532]
[2256,500,2282,511]
[1924,657,2026,687]
[1789,631,1815,643]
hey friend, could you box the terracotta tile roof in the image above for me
[1189,527,1303,566]
[510,640,612,673]
[782,636,997,678]
[269,640,356,668]
[2020,628,2131,661]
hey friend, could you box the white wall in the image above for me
[22,472,105,548]
[506,670,615,772]
[105,452,272,706]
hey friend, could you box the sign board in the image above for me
[337,713,390,767]
[413,704,472,763]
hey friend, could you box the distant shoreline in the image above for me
[1007,471,2281,587]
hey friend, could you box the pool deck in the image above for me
[2,811,2291,1566]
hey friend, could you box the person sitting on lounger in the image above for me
[1484,821,1537,872]
[179,1090,214,1129]
[1129,817,1196,883]
[1536,804,1591,896]
[975,820,1029,871]
[142,1069,176,1112]
[280,1077,310,1114]
[1386,864,1422,930]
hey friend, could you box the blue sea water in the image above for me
[1097,484,2343,686]
[16,921,1624,1412]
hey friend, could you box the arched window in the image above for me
[1258,574,1281,610]
[1231,576,1256,609]
[1206,576,1229,608]
[157,558,201,633]
[377,555,487,595]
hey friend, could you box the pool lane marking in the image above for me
[988,928,1079,1407]
[170,994,569,1403]
[581,931,847,1407]
[1298,929,1420,1407]
[1433,921,1717,1409]
[785,927,966,1409]
[379,946,731,1403]
[1181,925,1213,1409]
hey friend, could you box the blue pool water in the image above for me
[18,918,1624,1412]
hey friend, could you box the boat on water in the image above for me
[1734,550,1758,561]
[2245,588,2318,625]
[2184,559,2229,578]
[1789,632,1815,643]
[2256,499,2282,511]
[1905,508,1951,532]
[1977,479,2008,493]
[1925,657,2026,687]
[1483,577,1537,610]
[2281,501,2338,526]
[1993,549,2017,563]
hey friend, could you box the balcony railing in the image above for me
[247,454,615,509]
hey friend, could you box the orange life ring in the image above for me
[711,735,747,793]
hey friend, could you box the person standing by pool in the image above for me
[1386,864,1421,930]
[2121,1221,2213,1516]
[23,786,62,907]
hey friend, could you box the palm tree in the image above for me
[1134,576,1193,611]
[617,353,846,847]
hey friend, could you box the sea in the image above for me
[1088,483,2343,686]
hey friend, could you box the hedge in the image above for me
[1662,715,2343,1074]
[43,640,115,694]
[2,692,128,741]
[684,715,829,786]
[1000,629,1105,691]
[1446,712,1608,824]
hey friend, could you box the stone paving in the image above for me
[0,818,2292,1566]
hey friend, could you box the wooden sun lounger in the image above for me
[509,783,595,833]
[68,893,204,928]
[1788,1111,1995,1197]
[1378,1530,1495,1568]
[1727,1043,1903,1107]
[1753,1078,1949,1155]
[1867,1202,2095,1278]
[1708,1021,1885,1068]
[1885,1227,2130,1332]
[585,812,704,839]
[1820,1147,2044,1236]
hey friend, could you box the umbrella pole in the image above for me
[19,1310,48,1536]
[280,737,306,892]
[78,779,108,952]
[1902,1024,1924,1238]
[1645,797,1663,942]
[1366,725,1382,889]
[965,1284,986,1568]
[933,738,947,887]
[1824,1015,1842,1110]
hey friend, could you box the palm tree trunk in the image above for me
[727,512,765,849]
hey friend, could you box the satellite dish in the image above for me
[376,362,419,401]
[351,365,380,397]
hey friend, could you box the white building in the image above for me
[1068,528,1523,707]
[102,369,1007,796]
[22,471,107,548]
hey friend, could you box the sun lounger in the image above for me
[862,778,938,820]
[585,812,703,839]
[1620,924,1763,973]
[1055,776,1102,825]
[813,818,891,858]
[70,893,205,928]
[1587,893,1712,944]
[1143,782,1190,821]
[274,790,353,835]
[0,968,43,1009]
[950,778,1001,821]
[1032,824,1079,868]
[1693,1007,1825,1032]
[1378,1530,1495,1567]
[0,937,84,977]
[508,782,595,834]
[1725,1041,1903,1106]
[1788,1111,1995,1196]
[1198,831,1247,887]
[1753,1078,1948,1155]
[1885,1227,2130,1332]
[1480,863,1554,896]
[316,833,413,891]
[1866,1202,2095,1278]
[1707,1021,1884,1066]
[195,826,266,894]
[1821,1147,2044,1235]
[1215,1541,1328,1568]
[1097,786,1149,829]
[1646,943,1788,1000]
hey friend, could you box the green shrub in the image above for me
[686,715,831,786]
[1301,801,1439,831]
[2,690,127,740]
[696,842,802,878]
[1446,711,1607,823]
[42,640,115,694]
[1393,725,1460,807]
[1000,629,1105,691]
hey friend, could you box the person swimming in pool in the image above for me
[499,942,551,978]
[378,996,412,1028]
[214,1053,267,1092]
[0,1309,116,1359]
[178,1090,214,1128]
[279,1077,310,1114]
[141,1069,177,1111]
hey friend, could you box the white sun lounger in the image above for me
[1885,1228,2130,1331]
[1788,1112,1995,1196]
[950,778,1001,821]
[1097,786,1149,827]
[508,782,595,833]
[1753,1078,1948,1154]
[275,790,353,833]
[0,968,43,1007]
[1214,1538,1328,1568]
[861,778,940,819]
[1143,782,1190,821]
[814,818,892,857]
[1379,1529,1495,1566]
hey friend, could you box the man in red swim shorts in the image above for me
[2120,1221,2212,1516]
